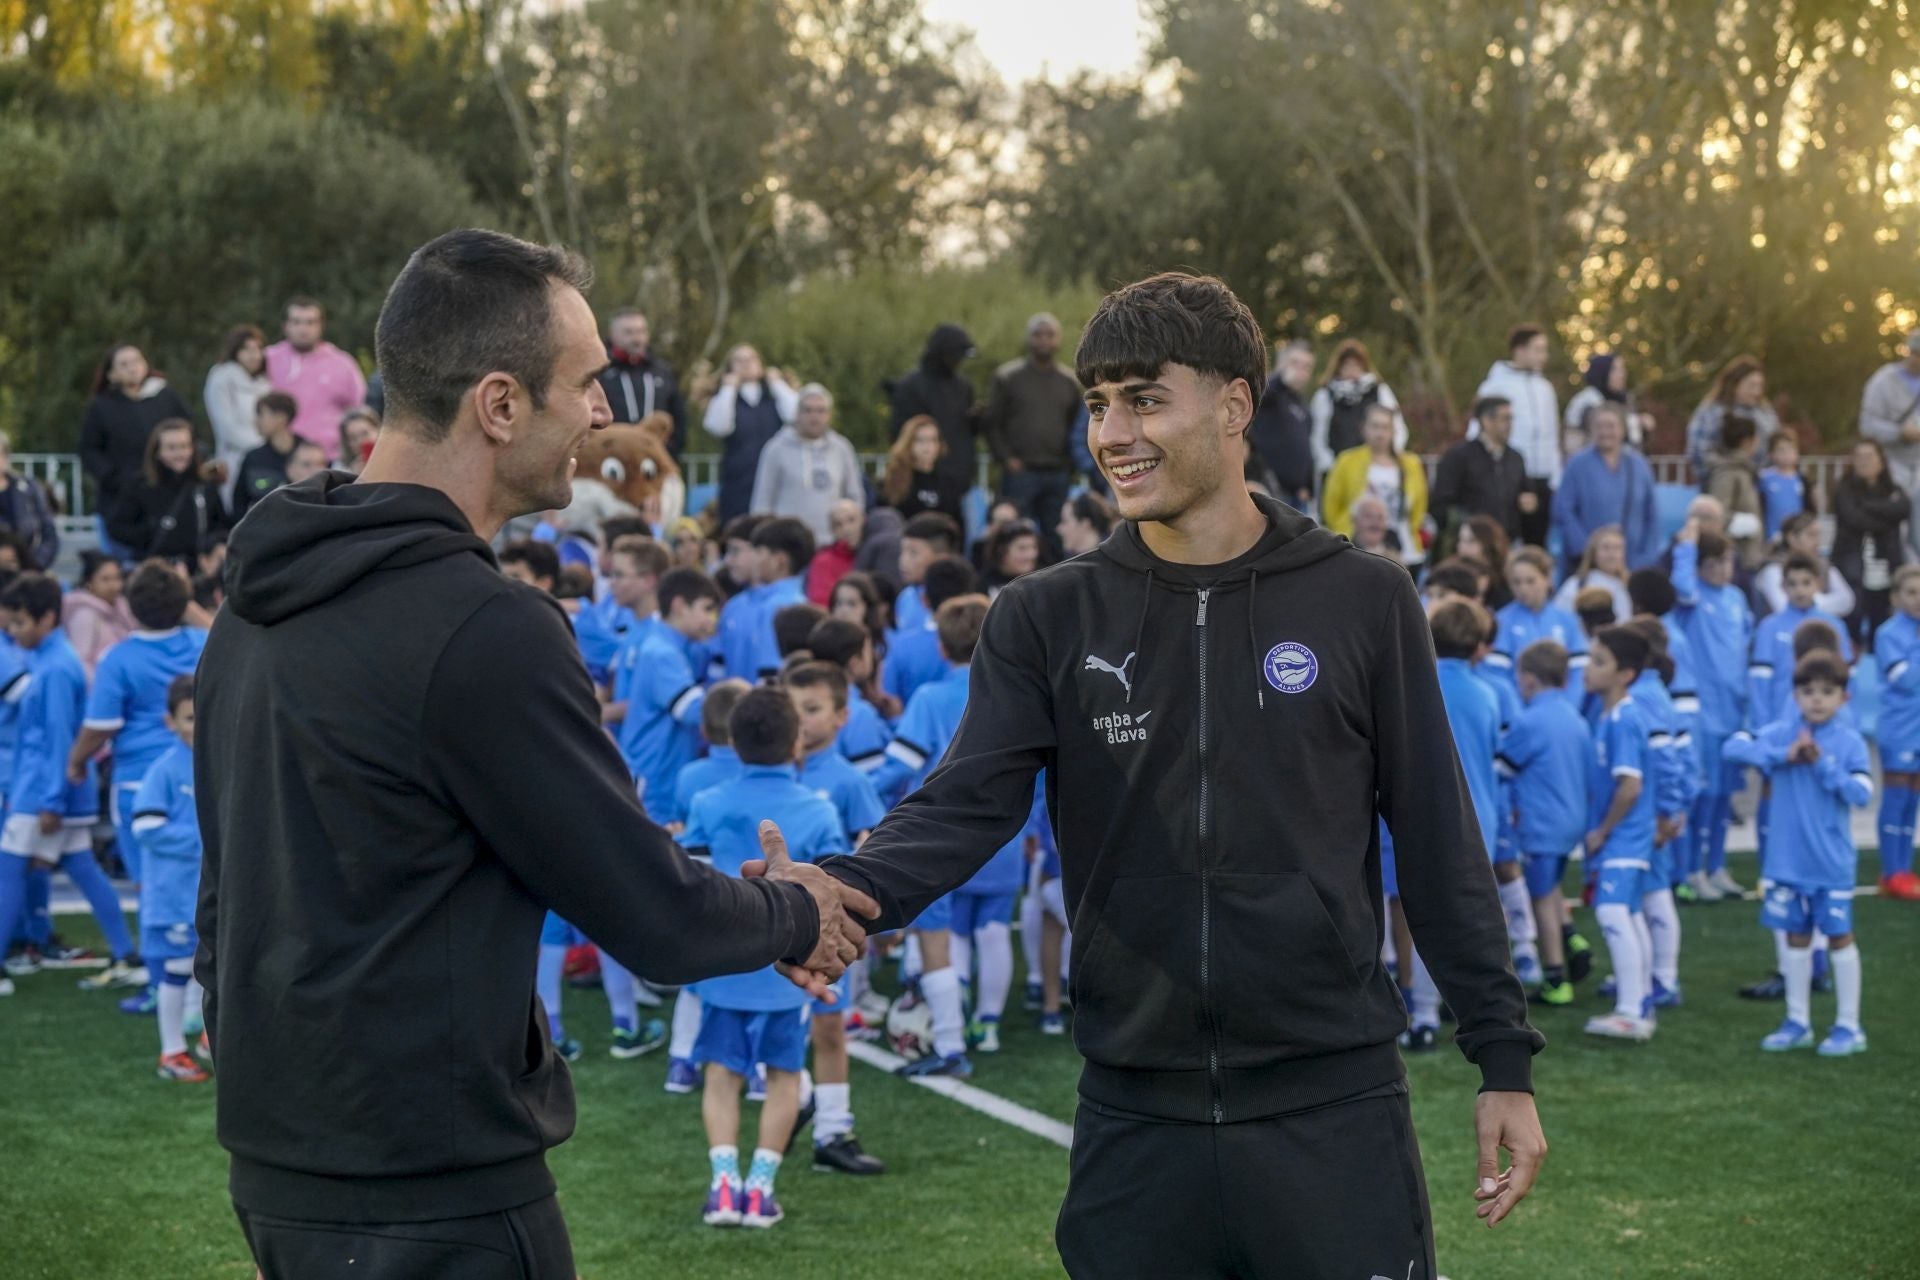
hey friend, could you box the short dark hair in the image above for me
[78,549,118,588]
[1574,587,1617,634]
[752,517,816,577]
[1782,553,1822,582]
[773,603,828,658]
[1472,395,1512,422]
[284,295,325,319]
[1593,624,1650,677]
[1075,272,1266,413]
[1424,562,1482,602]
[658,567,720,616]
[729,686,800,765]
[0,571,62,622]
[1627,569,1676,618]
[1697,530,1732,562]
[1065,491,1118,538]
[721,514,767,547]
[166,673,196,715]
[1720,414,1758,453]
[702,678,752,744]
[1793,650,1849,690]
[935,595,989,664]
[1507,324,1545,351]
[127,560,190,630]
[1792,618,1844,661]
[555,564,595,599]
[1429,600,1490,659]
[785,660,850,708]
[611,534,670,579]
[900,512,961,553]
[499,539,560,586]
[1518,639,1569,687]
[221,323,266,365]
[600,515,651,548]
[373,229,593,441]
[255,391,297,422]
[924,555,981,611]
[1768,431,1800,456]
[807,617,871,668]
[1622,615,1675,685]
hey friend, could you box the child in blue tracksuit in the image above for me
[721,519,812,682]
[1622,619,1696,1011]
[0,576,134,987]
[805,618,892,773]
[1470,605,1537,983]
[1582,625,1661,1042]
[882,555,978,706]
[1748,554,1853,733]
[1496,640,1592,1007]
[785,661,888,1175]
[949,779,1041,1055]
[682,688,847,1229]
[1871,565,1920,899]
[130,675,208,1082]
[1670,528,1755,896]
[1487,547,1589,691]
[1723,652,1872,1057]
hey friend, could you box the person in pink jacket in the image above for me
[265,297,366,461]
[62,551,135,679]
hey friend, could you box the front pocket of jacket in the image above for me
[1210,871,1371,1062]
[1070,874,1209,1070]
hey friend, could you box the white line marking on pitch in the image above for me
[846,1039,1073,1149]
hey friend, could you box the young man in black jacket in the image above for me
[815,273,1548,1278]
[194,229,875,1277]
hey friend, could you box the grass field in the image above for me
[3,850,1916,1280]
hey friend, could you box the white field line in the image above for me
[845,1038,1073,1149]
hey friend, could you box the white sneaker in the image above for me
[1708,869,1749,899]
[0,975,14,997]
[976,1023,1001,1054]
[1688,871,1724,903]
[1583,1013,1654,1042]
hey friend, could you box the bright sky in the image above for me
[921,0,1151,87]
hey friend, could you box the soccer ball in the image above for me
[886,993,935,1062]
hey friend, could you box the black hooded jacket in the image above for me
[888,324,978,491]
[195,473,821,1222]
[823,495,1541,1123]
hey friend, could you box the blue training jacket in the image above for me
[1874,610,1920,753]
[1437,657,1501,857]
[1496,687,1592,857]
[1668,541,1753,741]
[667,745,742,829]
[11,633,98,819]
[1723,715,1872,890]
[132,739,201,925]
[873,663,970,806]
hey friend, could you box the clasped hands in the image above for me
[742,819,879,1003]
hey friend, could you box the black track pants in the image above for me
[237,1194,575,1279]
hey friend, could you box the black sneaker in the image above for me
[1398,1025,1438,1053]
[812,1133,886,1175]
[1564,930,1595,984]
[1739,972,1786,1000]
[784,1095,817,1156]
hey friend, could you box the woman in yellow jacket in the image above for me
[1321,402,1429,564]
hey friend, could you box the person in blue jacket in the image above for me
[1486,547,1589,692]
[1552,404,1659,576]
[1581,626,1660,1043]
[1871,565,1920,900]
[805,618,891,773]
[1670,526,1754,899]
[131,674,210,1082]
[1748,554,1852,733]
[882,555,978,706]
[952,778,1047,1054]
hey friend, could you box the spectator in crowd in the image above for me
[1563,352,1650,452]
[339,407,381,475]
[668,517,710,572]
[1248,339,1316,512]
[1055,491,1117,559]
[807,500,865,607]
[704,344,797,524]
[749,383,865,544]
[1456,514,1514,610]
[265,297,367,461]
[204,324,272,505]
[597,308,686,456]
[1553,403,1658,576]
[1686,355,1778,482]
[1346,492,1403,564]
[1241,433,1281,498]
[79,343,194,557]
[1322,402,1428,566]
[983,313,1080,548]
[63,550,133,678]
[981,519,1041,597]
[1754,511,1857,621]
[1702,414,1768,570]
[1830,438,1911,645]
[1552,525,1632,622]
[880,415,966,523]
[888,323,978,498]
[105,419,230,562]
[1858,329,1920,556]
[1475,324,1562,545]
[285,440,330,489]
[231,392,300,519]
[829,570,894,655]
[0,432,58,569]
[1066,402,1107,498]
[1759,431,1810,541]
[1308,338,1405,480]
[1431,396,1533,551]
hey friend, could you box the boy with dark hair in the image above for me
[740,519,815,681]
[131,675,210,1081]
[773,603,828,664]
[1423,560,1484,607]
[1582,626,1659,1042]
[499,539,562,593]
[599,536,671,720]
[1750,554,1852,734]
[1488,547,1588,691]
[807,617,889,773]
[715,514,767,599]
[1670,524,1754,900]
[683,687,848,1227]
[232,392,301,518]
[571,522,654,684]
[1724,653,1871,1056]
[891,512,962,637]
[883,554,980,704]
[1617,617,1693,1013]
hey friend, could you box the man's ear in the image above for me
[1221,376,1255,437]
[474,371,524,445]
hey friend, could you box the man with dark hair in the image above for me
[1431,395,1532,549]
[266,296,366,462]
[888,324,979,498]
[196,228,874,1277]
[809,270,1546,1277]
[598,308,687,456]
[983,313,1081,554]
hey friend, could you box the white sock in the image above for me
[846,954,869,1011]
[949,932,972,987]
[902,934,924,982]
[797,1066,814,1109]
[814,1082,853,1143]
[1407,946,1440,1028]
[1631,912,1655,1014]
[1643,889,1681,989]
[1498,877,1538,967]
[1040,879,1071,977]
[669,989,703,1060]
[1830,944,1862,1032]
[1772,929,1790,975]
[184,978,204,1026]
[1595,902,1645,1019]
[1021,879,1044,983]
[1782,946,1813,1029]
[158,979,187,1057]
[600,954,638,1031]
[919,966,966,1057]
[974,922,1013,1020]
[1380,894,1398,969]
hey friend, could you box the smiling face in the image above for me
[157,425,195,475]
[1085,363,1250,526]
[494,283,614,517]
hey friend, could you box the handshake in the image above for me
[742,819,879,1002]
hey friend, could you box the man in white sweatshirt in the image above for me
[1475,325,1562,545]
[1859,330,1920,557]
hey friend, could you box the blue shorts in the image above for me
[1759,883,1854,937]
[693,1004,809,1076]
[1523,852,1570,899]
[910,891,954,932]
[1884,745,1920,773]
[540,913,586,948]
[950,891,1016,935]
[809,971,848,1019]
[140,921,197,962]
[1592,862,1654,908]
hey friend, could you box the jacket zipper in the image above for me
[1196,588,1223,1123]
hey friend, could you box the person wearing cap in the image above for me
[1859,329,1920,557]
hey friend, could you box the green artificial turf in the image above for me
[2,852,1914,1279]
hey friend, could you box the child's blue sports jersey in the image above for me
[874,663,970,805]
[715,585,766,684]
[1669,541,1754,740]
[800,747,887,844]
[84,628,208,782]
[751,576,809,680]
[1436,657,1501,856]
[683,764,846,1012]
[839,684,891,771]
[962,776,1047,897]
[1758,469,1805,541]
[1589,696,1657,865]
[131,740,201,926]
[11,634,99,820]
[1749,603,1852,730]
[1629,670,1700,820]
[0,636,29,798]
[1874,610,1920,752]
[892,583,929,637]
[615,626,707,819]
[1486,601,1589,688]
[1723,716,1872,891]
[668,745,742,828]
[572,596,636,686]
[1496,688,1591,856]
[881,621,947,705]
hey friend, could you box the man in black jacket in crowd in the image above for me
[195,229,873,1277]
[889,322,979,496]
[596,307,687,456]
[1247,338,1316,512]
[812,273,1547,1278]
[1430,395,1536,551]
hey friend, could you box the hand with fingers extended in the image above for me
[1473,1090,1547,1228]
[741,818,880,1003]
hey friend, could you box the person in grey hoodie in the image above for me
[1859,329,1920,556]
[748,383,866,543]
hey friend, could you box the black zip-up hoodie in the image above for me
[823,495,1542,1123]
[195,474,821,1222]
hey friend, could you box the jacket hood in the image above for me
[1098,493,1351,587]
[921,324,975,371]
[224,473,497,626]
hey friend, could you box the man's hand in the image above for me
[1474,1091,1547,1227]
[742,819,879,1002]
